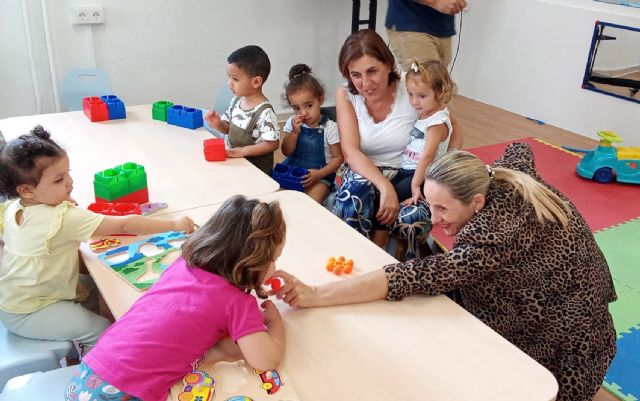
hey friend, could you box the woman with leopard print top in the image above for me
[275,142,617,401]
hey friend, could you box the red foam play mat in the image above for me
[430,137,640,251]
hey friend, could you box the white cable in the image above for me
[21,0,41,114]
[87,25,97,68]
[40,0,61,112]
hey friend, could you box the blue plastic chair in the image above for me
[0,366,76,399]
[60,69,113,111]
[0,322,73,390]
[203,85,234,138]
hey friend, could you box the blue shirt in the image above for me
[385,0,456,38]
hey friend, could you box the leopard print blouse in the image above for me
[384,143,617,401]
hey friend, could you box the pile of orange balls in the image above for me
[325,256,354,275]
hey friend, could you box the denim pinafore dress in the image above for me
[283,115,336,185]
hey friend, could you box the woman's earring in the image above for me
[474,210,478,214]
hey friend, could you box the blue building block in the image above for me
[272,163,308,191]
[100,95,126,120]
[166,105,203,130]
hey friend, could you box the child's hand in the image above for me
[404,183,423,206]
[171,216,196,233]
[301,169,323,188]
[65,194,78,206]
[260,300,282,325]
[204,336,244,364]
[226,147,245,158]
[205,110,223,130]
[291,115,304,135]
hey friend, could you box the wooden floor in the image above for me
[449,95,597,149]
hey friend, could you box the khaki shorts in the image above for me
[387,27,452,72]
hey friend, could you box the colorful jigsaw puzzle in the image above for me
[98,231,187,290]
[170,362,299,401]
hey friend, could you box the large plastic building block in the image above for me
[152,100,174,122]
[116,162,147,192]
[167,105,204,130]
[94,168,130,201]
[93,162,149,203]
[100,95,126,119]
[272,163,308,191]
[82,97,109,122]
[88,202,141,216]
[203,138,226,161]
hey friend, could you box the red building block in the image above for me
[95,188,149,204]
[83,97,109,122]
[88,202,141,216]
[203,138,226,161]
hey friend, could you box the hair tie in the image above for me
[291,71,310,79]
[410,62,419,73]
[485,164,495,180]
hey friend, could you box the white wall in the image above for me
[452,0,640,145]
[0,0,388,119]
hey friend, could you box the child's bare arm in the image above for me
[236,300,285,371]
[409,124,448,204]
[205,110,230,134]
[93,215,195,237]
[448,114,463,150]
[281,116,303,156]
[227,140,279,158]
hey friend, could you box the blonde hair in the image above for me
[406,59,457,105]
[426,150,570,228]
[181,195,286,299]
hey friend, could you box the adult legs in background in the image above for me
[387,28,452,71]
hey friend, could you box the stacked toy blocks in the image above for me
[272,163,308,191]
[152,101,203,130]
[203,138,226,161]
[88,202,141,216]
[82,95,126,122]
[94,162,149,204]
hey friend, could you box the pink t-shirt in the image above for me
[84,257,267,401]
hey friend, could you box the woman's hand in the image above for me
[171,216,196,234]
[377,181,400,226]
[301,169,323,188]
[273,270,318,307]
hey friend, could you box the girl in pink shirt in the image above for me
[64,195,287,401]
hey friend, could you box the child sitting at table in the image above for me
[66,195,287,401]
[0,126,195,356]
[281,63,343,204]
[205,45,280,175]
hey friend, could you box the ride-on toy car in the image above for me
[576,131,640,184]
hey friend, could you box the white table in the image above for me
[0,105,279,214]
[82,191,558,401]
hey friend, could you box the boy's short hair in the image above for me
[227,45,271,83]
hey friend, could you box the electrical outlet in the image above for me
[71,6,105,24]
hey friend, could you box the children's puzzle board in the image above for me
[97,231,187,291]
[170,361,300,401]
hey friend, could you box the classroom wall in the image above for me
[452,0,640,145]
[0,0,387,119]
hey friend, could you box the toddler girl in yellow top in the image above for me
[0,126,195,355]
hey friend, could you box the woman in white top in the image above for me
[333,29,431,259]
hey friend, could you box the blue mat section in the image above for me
[605,326,640,401]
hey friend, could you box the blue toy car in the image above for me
[576,131,640,184]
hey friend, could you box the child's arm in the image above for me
[204,110,230,135]
[301,143,344,188]
[281,115,303,156]
[405,124,448,205]
[226,140,279,158]
[93,215,195,237]
[448,114,463,150]
[236,300,285,371]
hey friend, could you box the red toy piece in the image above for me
[203,138,226,161]
[266,277,282,292]
[82,97,109,122]
[88,202,141,216]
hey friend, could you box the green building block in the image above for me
[94,168,130,201]
[152,101,174,122]
[116,162,147,193]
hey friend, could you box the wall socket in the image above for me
[71,6,105,24]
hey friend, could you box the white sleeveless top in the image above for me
[345,73,418,168]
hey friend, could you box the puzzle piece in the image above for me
[604,325,640,401]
